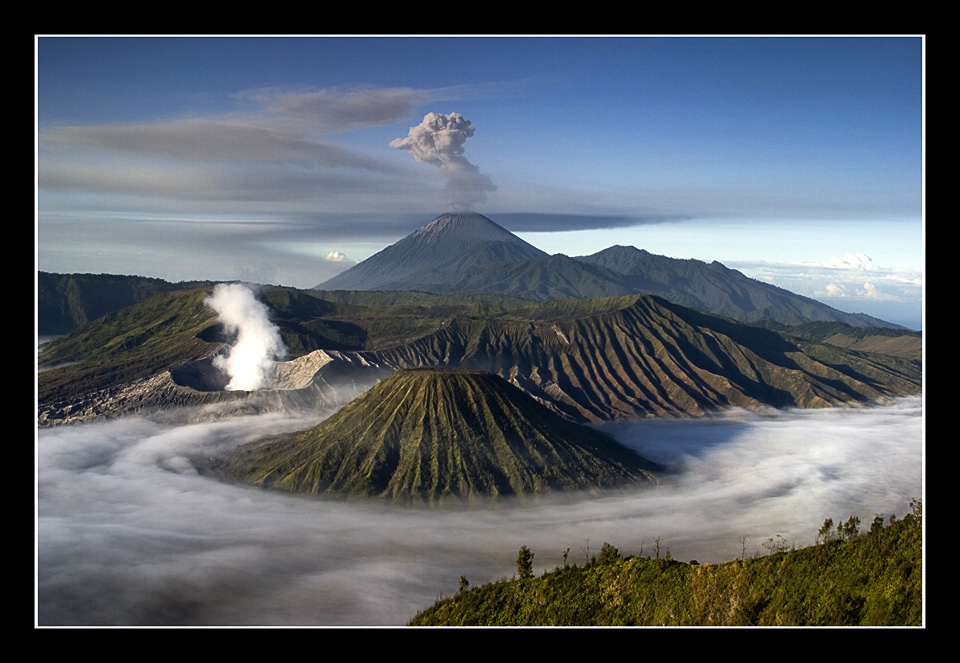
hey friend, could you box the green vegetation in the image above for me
[38,271,215,334]
[755,320,922,360]
[38,288,220,406]
[38,280,922,426]
[517,546,535,580]
[367,294,922,421]
[216,368,661,504]
[323,229,902,329]
[410,502,923,626]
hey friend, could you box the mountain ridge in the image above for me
[316,213,901,329]
[38,287,921,427]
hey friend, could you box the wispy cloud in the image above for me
[729,254,922,327]
[39,156,432,210]
[235,82,505,133]
[495,212,690,233]
[38,84,483,213]
[42,119,401,171]
[236,85,430,134]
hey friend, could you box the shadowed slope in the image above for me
[319,212,547,291]
[221,368,660,504]
[360,295,921,421]
[316,211,902,328]
[38,287,921,427]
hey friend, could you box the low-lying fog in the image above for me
[37,397,923,626]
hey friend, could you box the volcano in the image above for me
[316,212,900,329]
[219,367,661,504]
[317,212,547,291]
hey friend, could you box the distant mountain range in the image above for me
[38,287,921,427]
[37,211,920,431]
[318,212,901,329]
[37,212,902,337]
[36,214,922,510]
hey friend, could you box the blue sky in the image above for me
[36,36,924,328]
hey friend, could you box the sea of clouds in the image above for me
[36,397,922,626]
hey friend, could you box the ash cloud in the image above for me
[203,283,286,390]
[40,119,399,172]
[36,398,922,626]
[492,212,691,233]
[390,112,497,211]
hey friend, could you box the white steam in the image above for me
[390,112,497,211]
[203,283,286,391]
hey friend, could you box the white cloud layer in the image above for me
[731,254,922,327]
[824,252,876,270]
[37,398,922,625]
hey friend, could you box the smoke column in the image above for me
[203,283,286,391]
[390,112,497,211]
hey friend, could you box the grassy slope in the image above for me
[367,295,922,420]
[410,511,922,626]
[38,289,220,405]
[219,368,660,504]
[38,288,922,424]
[783,322,922,361]
[37,272,216,334]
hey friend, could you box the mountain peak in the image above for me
[318,212,547,291]
[221,367,661,504]
[410,212,523,243]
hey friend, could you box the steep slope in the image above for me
[357,295,922,421]
[409,507,923,626]
[218,368,661,504]
[38,287,921,427]
[576,246,899,328]
[37,272,215,335]
[37,287,391,426]
[406,245,899,328]
[318,212,547,291]
[38,288,222,409]
[411,253,633,302]
[772,321,923,361]
[316,213,901,329]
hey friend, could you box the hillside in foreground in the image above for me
[410,504,922,626]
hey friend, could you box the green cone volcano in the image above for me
[222,368,660,504]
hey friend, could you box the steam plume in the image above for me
[204,283,286,390]
[390,112,496,211]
